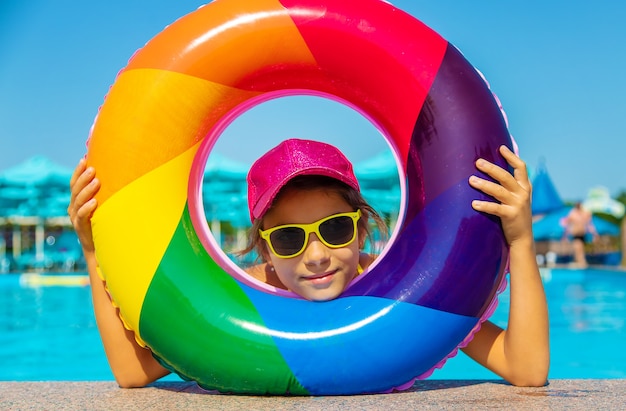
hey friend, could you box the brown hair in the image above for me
[238,175,388,263]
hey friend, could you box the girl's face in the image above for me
[261,187,364,301]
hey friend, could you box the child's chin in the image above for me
[304,288,342,302]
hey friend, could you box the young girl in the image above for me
[239,138,388,300]
[68,138,549,388]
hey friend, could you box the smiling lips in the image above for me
[303,270,337,286]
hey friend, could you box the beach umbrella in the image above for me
[361,188,401,216]
[531,162,564,216]
[203,152,249,179]
[0,187,40,217]
[582,186,625,219]
[0,156,72,187]
[0,157,73,219]
[355,150,401,216]
[354,149,400,181]
[0,186,40,200]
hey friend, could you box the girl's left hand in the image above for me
[469,145,533,247]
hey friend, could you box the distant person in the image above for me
[562,202,598,268]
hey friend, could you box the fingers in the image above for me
[71,179,100,220]
[69,157,87,188]
[470,196,503,217]
[470,163,513,207]
[475,147,514,189]
[67,158,100,253]
[68,160,100,221]
[469,177,508,218]
[499,145,531,191]
[69,159,88,207]
[472,146,529,193]
[469,145,531,218]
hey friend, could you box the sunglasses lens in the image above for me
[269,227,306,257]
[319,216,355,246]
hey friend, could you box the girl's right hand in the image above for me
[67,158,100,254]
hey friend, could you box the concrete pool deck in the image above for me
[1,380,624,410]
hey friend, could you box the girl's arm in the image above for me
[462,145,550,386]
[68,159,170,387]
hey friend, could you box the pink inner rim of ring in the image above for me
[187,89,407,297]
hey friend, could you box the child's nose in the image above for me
[303,233,331,265]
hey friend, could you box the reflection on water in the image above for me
[0,267,624,381]
[562,281,625,332]
[0,274,110,381]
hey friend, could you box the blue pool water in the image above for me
[0,267,624,381]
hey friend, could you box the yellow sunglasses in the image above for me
[259,210,361,258]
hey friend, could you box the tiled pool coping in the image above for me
[1,380,624,410]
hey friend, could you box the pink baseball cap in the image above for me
[247,139,360,221]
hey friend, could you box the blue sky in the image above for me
[1,0,625,201]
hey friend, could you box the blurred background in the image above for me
[2,0,625,271]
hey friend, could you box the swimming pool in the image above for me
[0,267,624,381]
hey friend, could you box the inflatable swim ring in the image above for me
[87,0,511,395]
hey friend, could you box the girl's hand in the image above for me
[469,145,533,247]
[465,146,549,387]
[67,158,100,253]
[68,159,171,387]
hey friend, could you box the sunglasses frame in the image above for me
[259,209,362,259]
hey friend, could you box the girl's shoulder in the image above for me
[359,252,377,272]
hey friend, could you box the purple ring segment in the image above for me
[344,45,511,318]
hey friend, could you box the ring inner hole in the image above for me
[196,94,403,292]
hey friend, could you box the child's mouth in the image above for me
[305,271,336,285]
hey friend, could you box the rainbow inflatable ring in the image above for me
[87,0,511,395]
